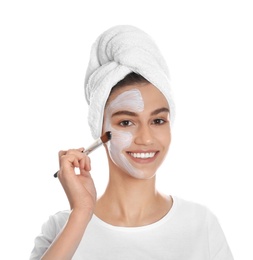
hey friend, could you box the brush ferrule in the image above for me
[84,138,102,155]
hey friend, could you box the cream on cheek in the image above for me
[104,89,146,178]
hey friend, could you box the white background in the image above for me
[0,0,252,259]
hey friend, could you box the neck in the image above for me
[95,169,171,227]
[107,172,157,209]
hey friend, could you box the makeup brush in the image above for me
[53,131,112,178]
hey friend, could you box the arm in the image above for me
[41,148,97,260]
[41,209,91,260]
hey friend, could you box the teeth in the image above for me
[129,152,156,159]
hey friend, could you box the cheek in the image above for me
[160,127,171,151]
[108,129,132,156]
[103,109,133,156]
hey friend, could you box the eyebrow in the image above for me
[111,107,170,117]
[112,110,138,117]
[151,107,170,116]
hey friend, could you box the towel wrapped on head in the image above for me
[84,25,175,139]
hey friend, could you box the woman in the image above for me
[30,25,234,259]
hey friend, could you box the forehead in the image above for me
[105,88,144,115]
[106,82,168,108]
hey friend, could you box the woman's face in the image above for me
[103,83,171,179]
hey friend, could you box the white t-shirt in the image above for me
[30,196,234,259]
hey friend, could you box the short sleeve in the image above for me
[207,210,234,260]
[29,211,70,260]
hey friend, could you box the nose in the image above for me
[134,125,154,146]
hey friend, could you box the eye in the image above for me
[152,118,166,125]
[119,120,133,127]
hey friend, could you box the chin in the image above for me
[124,168,157,180]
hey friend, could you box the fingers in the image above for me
[58,148,90,176]
[58,147,84,158]
[80,156,91,173]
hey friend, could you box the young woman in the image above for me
[30,26,234,260]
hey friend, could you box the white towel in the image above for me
[84,25,175,139]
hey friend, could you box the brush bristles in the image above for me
[101,131,112,143]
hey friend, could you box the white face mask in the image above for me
[104,89,147,179]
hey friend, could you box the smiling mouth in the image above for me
[127,152,157,159]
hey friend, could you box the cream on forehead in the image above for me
[106,89,144,114]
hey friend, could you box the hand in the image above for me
[57,148,97,214]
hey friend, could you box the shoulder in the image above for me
[172,196,217,224]
[171,196,226,240]
[30,210,71,259]
[172,196,228,240]
[41,210,71,236]
[172,196,234,258]
[173,196,210,213]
